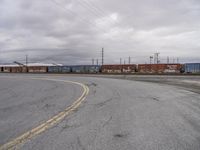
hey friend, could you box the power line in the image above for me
[77,0,106,19]
[49,0,109,33]
[49,0,126,39]
[82,0,108,16]
[84,0,122,27]
[77,0,116,25]
[48,0,134,43]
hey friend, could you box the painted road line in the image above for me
[0,78,89,150]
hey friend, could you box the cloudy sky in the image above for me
[0,0,200,65]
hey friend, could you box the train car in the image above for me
[61,66,71,73]
[71,65,85,73]
[101,64,136,73]
[137,64,151,73]
[184,63,200,73]
[10,67,22,73]
[163,64,182,73]
[48,66,62,73]
[84,65,100,73]
[2,67,11,73]
[28,66,47,73]
[22,67,28,73]
[71,65,100,73]
[10,66,28,73]
[137,64,182,73]
[0,67,3,72]
[48,66,71,73]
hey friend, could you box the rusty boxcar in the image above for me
[28,66,47,73]
[138,64,182,73]
[0,67,3,72]
[2,67,11,73]
[10,66,28,73]
[101,64,136,73]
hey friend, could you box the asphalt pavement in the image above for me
[0,74,200,150]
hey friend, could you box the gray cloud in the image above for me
[0,0,199,64]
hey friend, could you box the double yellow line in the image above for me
[0,78,89,150]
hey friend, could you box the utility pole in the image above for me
[101,48,104,65]
[150,56,153,64]
[96,59,98,66]
[150,56,153,73]
[92,59,94,65]
[120,58,122,65]
[25,55,28,66]
[167,56,169,64]
[25,55,28,73]
[128,56,131,64]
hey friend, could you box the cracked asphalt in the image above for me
[0,74,200,150]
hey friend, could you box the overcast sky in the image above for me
[0,0,200,65]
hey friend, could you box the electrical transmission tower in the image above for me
[154,53,160,64]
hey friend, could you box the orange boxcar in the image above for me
[137,64,182,73]
[101,64,136,73]
[10,67,28,73]
[28,66,47,73]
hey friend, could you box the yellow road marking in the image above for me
[0,78,89,150]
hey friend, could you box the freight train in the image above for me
[0,63,200,74]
